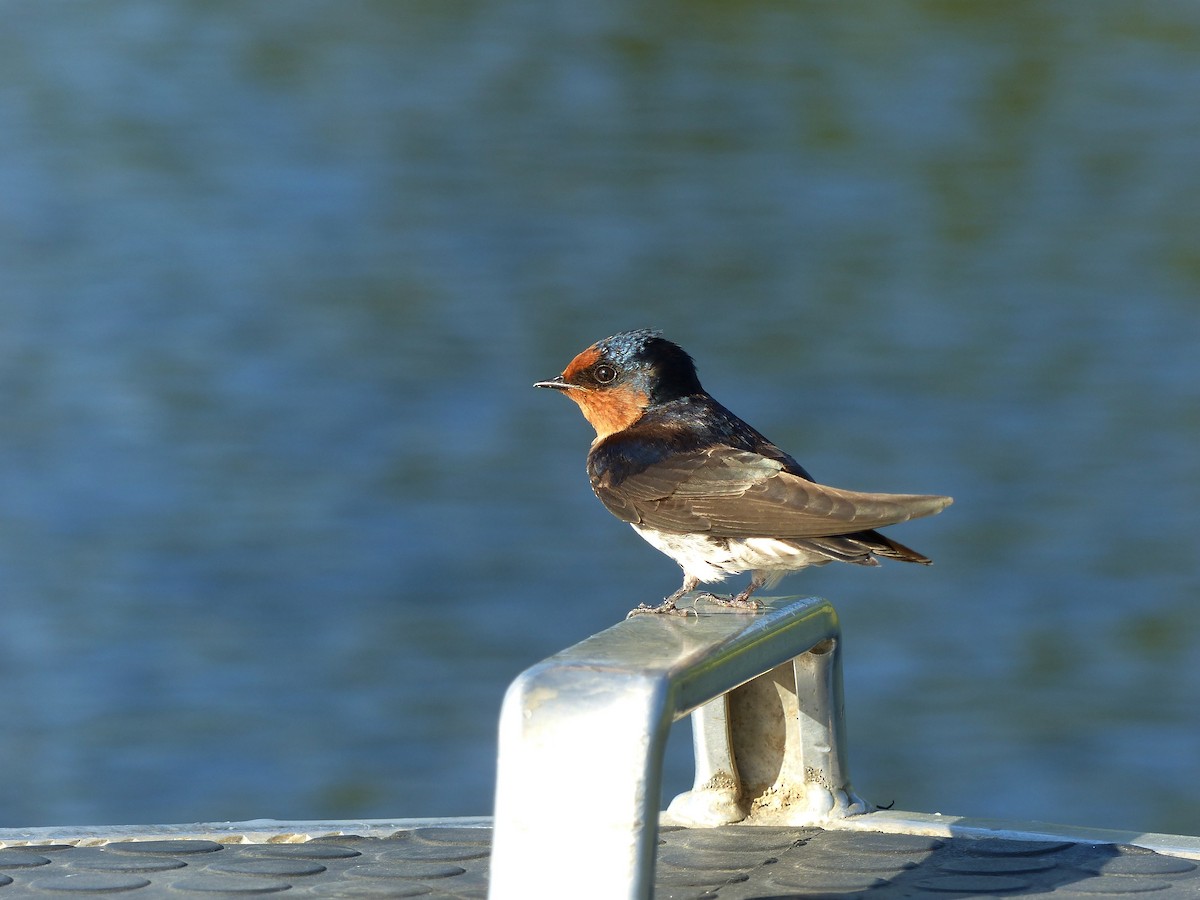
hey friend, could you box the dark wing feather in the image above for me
[591,447,952,539]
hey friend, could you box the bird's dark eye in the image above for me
[593,364,618,384]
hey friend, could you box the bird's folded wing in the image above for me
[591,447,952,538]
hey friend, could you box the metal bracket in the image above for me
[489,596,865,900]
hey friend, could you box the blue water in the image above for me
[2,2,1198,835]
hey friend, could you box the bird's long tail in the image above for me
[798,528,936,566]
[860,530,934,565]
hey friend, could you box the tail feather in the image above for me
[799,528,934,567]
[856,529,934,565]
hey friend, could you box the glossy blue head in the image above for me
[535,329,704,439]
[590,330,703,401]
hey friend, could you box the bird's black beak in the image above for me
[533,376,574,391]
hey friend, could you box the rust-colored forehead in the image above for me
[561,345,601,380]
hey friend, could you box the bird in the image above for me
[534,329,953,617]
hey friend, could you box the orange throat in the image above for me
[566,386,647,443]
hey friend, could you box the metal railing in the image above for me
[489,596,865,900]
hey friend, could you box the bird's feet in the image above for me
[696,590,763,611]
[627,578,701,619]
[626,598,697,619]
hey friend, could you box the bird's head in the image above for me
[535,329,703,440]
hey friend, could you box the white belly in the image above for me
[630,525,831,585]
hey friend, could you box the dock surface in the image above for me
[2,818,1199,898]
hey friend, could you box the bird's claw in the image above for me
[696,591,762,611]
[626,599,697,619]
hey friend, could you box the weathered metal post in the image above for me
[489,597,863,900]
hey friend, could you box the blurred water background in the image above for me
[2,1,1198,835]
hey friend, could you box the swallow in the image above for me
[535,329,953,617]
